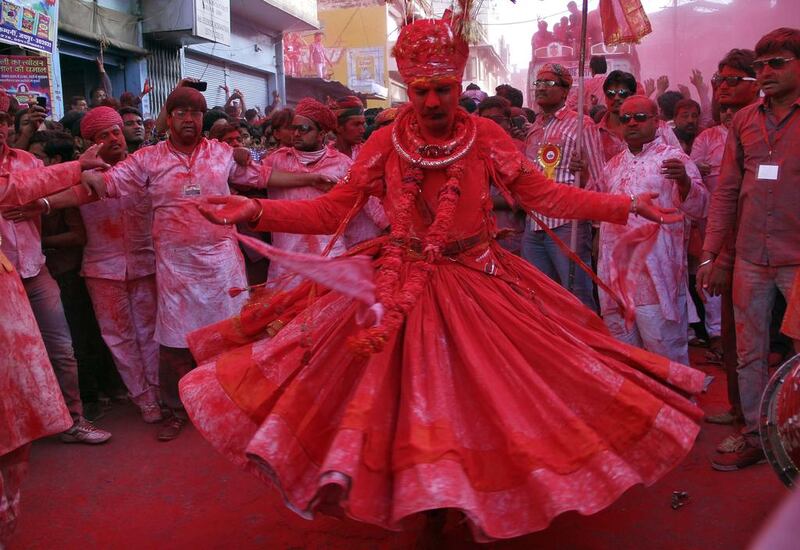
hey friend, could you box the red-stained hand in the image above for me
[0,251,14,273]
[568,154,587,175]
[644,78,656,97]
[78,144,111,171]
[197,195,261,225]
[232,147,251,166]
[696,262,731,300]
[635,192,683,224]
[309,173,338,192]
[81,170,109,198]
[2,200,45,223]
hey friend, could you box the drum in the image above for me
[759,354,800,487]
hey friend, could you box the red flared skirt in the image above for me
[180,242,704,541]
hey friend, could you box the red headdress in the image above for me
[392,7,470,86]
[329,95,364,120]
[80,106,123,141]
[295,97,337,133]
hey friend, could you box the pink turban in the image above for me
[80,106,123,141]
[295,98,337,133]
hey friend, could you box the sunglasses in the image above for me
[619,112,654,124]
[534,79,561,88]
[605,89,633,98]
[711,74,757,86]
[752,56,796,72]
[291,124,316,134]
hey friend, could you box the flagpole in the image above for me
[568,0,590,294]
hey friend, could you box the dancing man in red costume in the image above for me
[172,8,706,543]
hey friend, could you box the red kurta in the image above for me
[180,115,704,541]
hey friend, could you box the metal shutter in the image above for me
[183,52,228,109]
[226,64,271,114]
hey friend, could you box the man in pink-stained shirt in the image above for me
[77,108,161,424]
[691,49,760,433]
[260,98,351,286]
[597,96,707,365]
[699,28,800,472]
[80,88,264,441]
[0,141,112,545]
[0,112,111,445]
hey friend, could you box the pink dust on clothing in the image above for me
[79,182,158,404]
[330,141,389,247]
[102,138,261,347]
[85,275,160,406]
[0,162,75,544]
[597,135,708,321]
[0,148,46,278]
[261,146,351,286]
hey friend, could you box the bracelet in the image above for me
[40,197,51,215]
[248,201,264,224]
[698,258,714,268]
[629,193,638,216]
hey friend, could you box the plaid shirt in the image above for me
[524,107,605,229]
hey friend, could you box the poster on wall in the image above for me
[0,0,58,54]
[0,55,53,111]
[283,31,344,80]
[347,47,385,94]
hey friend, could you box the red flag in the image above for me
[599,0,652,45]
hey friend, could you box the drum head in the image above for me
[759,353,800,487]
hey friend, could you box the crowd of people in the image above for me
[1,19,799,546]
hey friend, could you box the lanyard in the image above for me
[166,139,201,172]
[758,105,799,159]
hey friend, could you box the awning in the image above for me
[58,0,148,56]
[285,77,359,106]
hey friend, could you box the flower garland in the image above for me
[348,106,475,357]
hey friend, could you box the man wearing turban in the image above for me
[257,98,349,286]
[184,7,701,544]
[74,107,160,424]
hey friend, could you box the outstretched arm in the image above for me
[0,145,109,208]
[198,178,366,234]
[510,160,680,225]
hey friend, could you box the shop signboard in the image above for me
[0,0,58,54]
[194,0,230,46]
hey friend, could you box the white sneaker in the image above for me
[60,417,112,444]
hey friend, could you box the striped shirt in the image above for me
[524,106,605,229]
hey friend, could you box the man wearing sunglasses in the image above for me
[700,28,800,472]
[691,49,760,438]
[597,96,707,367]
[258,98,350,286]
[523,63,604,310]
[596,70,683,162]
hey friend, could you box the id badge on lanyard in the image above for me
[757,109,797,181]
[757,163,780,181]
